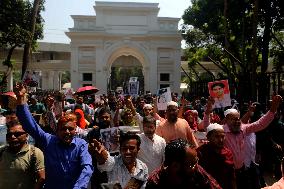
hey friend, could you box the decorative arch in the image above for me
[103,41,150,73]
[102,41,151,92]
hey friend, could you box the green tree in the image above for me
[0,0,44,91]
[182,0,284,102]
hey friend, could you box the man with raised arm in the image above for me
[14,83,93,189]
[203,95,282,189]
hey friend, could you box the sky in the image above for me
[39,0,192,44]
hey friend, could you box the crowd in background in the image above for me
[0,85,283,189]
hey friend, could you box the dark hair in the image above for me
[211,82,225,90]
[3,110,16,116]
[74,104,83,111]
[6,120,21,129]
[164,138,190,166]
[87,127,101,141]
[119,132,141,148]
[143,115,156,125]
[98,108,111,117]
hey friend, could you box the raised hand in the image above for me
[14,83,27,105]
[14,83,26,97]
[205,96,215,115]
[270,95,283,113]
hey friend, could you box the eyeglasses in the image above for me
[6,132,26,138]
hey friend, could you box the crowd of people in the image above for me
[0,83,283,189]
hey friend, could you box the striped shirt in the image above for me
[203,111,274,169]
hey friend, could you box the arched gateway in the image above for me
[66,1,181,94]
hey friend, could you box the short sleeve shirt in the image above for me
[0,144,45,189]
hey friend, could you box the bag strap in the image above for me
[0,146,7,160]
[29,145,37,173]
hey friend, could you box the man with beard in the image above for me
[156,101,198,147]
[146,139,222,189]
[138,115,166,174]
[197,123,236,189]
[203,95,283,189]
[14,83,93,189]
[0,120,45,189]
[89,132,148,188]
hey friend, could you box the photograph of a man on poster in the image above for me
[208,80,231,109]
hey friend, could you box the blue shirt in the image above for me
[17,104,93,189]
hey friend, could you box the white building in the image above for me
[65,1,181,94]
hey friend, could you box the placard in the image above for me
[208,80,231,109]
[157,87,172,110]
[100,127,119,153]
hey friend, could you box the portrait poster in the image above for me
[128,77,139,96]
[208,80,231,109]
[157,87,172,110]
[100,127,119,153]
[64,88,74,99]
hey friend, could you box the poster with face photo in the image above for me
[100,127,119,153]
[208,80,231,109]
[157,87,172,110]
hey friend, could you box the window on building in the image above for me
[83,73,92,81]
[160,73,170,81]
[160,84,170,89]
[50,52,54,60]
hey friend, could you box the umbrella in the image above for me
[76,86,99,95]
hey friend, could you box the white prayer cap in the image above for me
[143,104,153,109]
[224,108,239,117]
[206,123,224,134]
[167,101,178,107]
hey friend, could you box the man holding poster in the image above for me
[208,80,231,109]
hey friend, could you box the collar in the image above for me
[56,136,77,146]
[118,155,144,173]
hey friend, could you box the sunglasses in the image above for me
[6,132,27,138]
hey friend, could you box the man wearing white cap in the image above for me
[155,101,199,147]
[197,123,236,189]
[203,95,283,189]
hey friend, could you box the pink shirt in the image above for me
[262,178,284,189]
[203,111,274,169]
[156,118,199,147]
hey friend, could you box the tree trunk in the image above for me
[21,0,41,80]
[0,46,16,92]
[251,0,259,101]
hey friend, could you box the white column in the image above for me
[7,70,13,91]
[41,71,49,90]
[173,48,181,94]
[148,46,158,94]
[95,46,108,94]
[48,71,54,90]
[53,71,60,90]
[70,46,79,90]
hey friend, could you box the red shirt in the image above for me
[146,165,222,189]
[197,143,236,189]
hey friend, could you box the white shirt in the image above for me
[97,154,148,188]
[244,132,256,167]
[138,133,166,174]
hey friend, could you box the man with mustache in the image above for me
[0,120,45,189]
[155,101,198,147]
[14,83,93,189]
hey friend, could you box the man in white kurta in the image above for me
[138,115,166,174]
